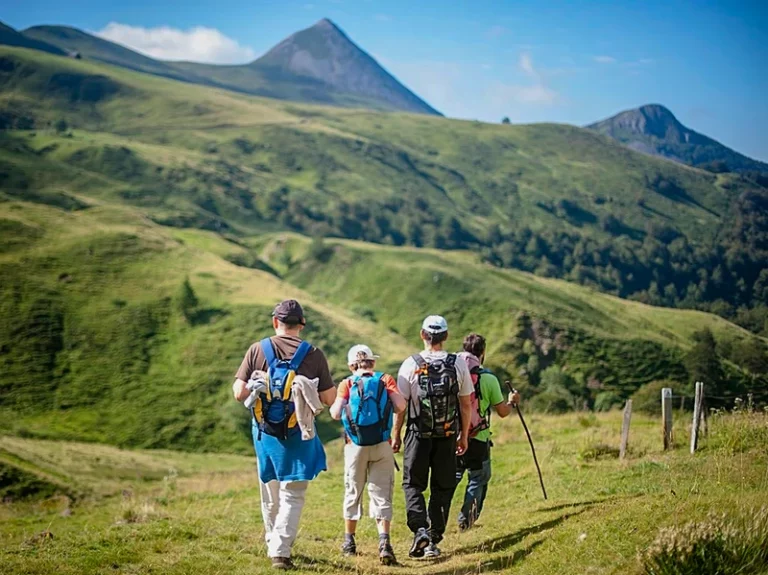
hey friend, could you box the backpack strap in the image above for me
[289,341,312,371]
[412,354,427,370]
[260,338,276,401]
[344,375,360,439]
[260,337,277,367]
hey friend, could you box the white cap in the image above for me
[421,315,448,334]
[347,344,379,365]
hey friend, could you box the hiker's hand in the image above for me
[456,436,468,456]
[392,436,401,453]
[508,391,520,407]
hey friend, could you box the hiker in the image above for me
[329,344,406,565]
[455,333,520,530]
[232,299,336,571]
[392,315,473,559]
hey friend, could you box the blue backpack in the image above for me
[342,372,393,446]
[252,338,312,440]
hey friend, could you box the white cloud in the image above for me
[492,83,558,105]
[94,22,256,64]
[593,55,616,64]
[493,51,560,105]
[519,52,535,76]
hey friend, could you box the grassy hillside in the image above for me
[0,44,765,450]
[0,192,761,452]
[3,43,766,323]
[1,410,766,574]
[0,45,748,239]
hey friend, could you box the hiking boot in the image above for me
[271,557,294,570]
[341,537,357,557]
[408,527,430,558]
[379,540,397,565]
[458,520,469,532]
[424,543,441,558]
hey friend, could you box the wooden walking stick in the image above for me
[505,381,548,500]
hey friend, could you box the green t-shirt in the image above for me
[474,370,505,443]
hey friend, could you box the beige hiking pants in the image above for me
[259,478,309,558]
[343,441,395,521]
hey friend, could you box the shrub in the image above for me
[529,383,577,413]
[308,236,333,263]
[631,380,682,416]
[594,391,622,412]
[641,507,768,575]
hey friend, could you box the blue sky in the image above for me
[4,0,767,161]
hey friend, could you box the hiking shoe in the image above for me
[424,543,441,558]
[379,541,397,565]
[458,520,469,532]
[271,557,294,570]
[341,538,357,557]
[408,527,430,558]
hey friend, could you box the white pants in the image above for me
[343,441,394,521]
[259,478,309,558]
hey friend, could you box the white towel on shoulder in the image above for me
[291,376,324,440]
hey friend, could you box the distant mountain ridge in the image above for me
[0,21,66,56]
[5,18,439,115]
[587,104,768,174]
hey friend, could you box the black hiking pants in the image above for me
[402,429,458,544]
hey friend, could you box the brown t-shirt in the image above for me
[235,335,335,392]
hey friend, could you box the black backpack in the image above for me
[410,353,460,438]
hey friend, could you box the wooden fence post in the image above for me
[690,381,704,454]
[679,395,685,414]
[620,399,632,460]
[662,387,673,450]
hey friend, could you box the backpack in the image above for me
[458,351,491,438]
[341,372,393,446]
[411,353,460,438]
[252,338,312,440]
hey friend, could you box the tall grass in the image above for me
[641,507,768,575]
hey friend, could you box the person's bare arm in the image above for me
[494,400,513,418]
[232,378,250,402]
[457,395,472,454]
[389,389,407,415]
[319,387,336,407]
[330,397,345,419]
[494,390,520,418]
[392,410,405,452]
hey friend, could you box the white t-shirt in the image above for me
[397,350,473,418]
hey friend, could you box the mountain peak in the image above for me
[252,19,440,115]
[314,17,340,30]
[588,104,768,173]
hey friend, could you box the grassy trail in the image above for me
[1,411,766,574]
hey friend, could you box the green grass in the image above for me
[0,411,765,574]
[0,197,761,451]
[0,43,764,450]
[0,44,750,245]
